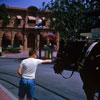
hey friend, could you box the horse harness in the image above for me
[79,41,100,71]
[61,41,100,79]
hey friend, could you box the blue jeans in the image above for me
[18,78,35,99]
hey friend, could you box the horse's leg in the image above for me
[80,71,95,100]
[98,92,100,100]
[84,88,94,100]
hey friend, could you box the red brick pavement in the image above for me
[0,88,12,100]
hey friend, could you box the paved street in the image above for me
[0,58,89,100]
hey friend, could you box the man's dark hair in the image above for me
[29,49,36,57]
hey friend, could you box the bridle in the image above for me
[54,51,76,79]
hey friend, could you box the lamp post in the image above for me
[0,46,2,56]
[35,18,44,58]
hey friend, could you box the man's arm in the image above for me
[18,66,22,77]
[42,59,52,63]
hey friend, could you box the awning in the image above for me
[28,16,36,20]
[16,15,22,19]
[42,17,45,20]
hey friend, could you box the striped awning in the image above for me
[42,17,45,20]
[28,16,36,20]
[16,15,22,19]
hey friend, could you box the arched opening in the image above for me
[14,33,23,47]
[27,33,35,49]
[1,32,11,47]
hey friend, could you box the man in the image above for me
[18,49,52,100]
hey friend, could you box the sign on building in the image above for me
[92,32,100,39]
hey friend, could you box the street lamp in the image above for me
[35,18,45,58]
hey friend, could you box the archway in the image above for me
[1,32,11,47]
[14,32,23,47]
[27,33,35,49]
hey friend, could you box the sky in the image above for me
[0,0,51,9]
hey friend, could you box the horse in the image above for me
[53,40,100,100]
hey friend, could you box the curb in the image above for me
[0,84,17,100]
[0,57,27,59]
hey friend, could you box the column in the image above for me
[35,34,40,50]
[23,35,27,50]
[11,31,14,46]
[0,31,3,46]
[56,32,60,50]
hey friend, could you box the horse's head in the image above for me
[54,41,86,74]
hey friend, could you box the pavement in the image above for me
[0,50,57,100]
[0,84,17,100]
[0,50,57,59]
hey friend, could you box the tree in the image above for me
[42,0,100,40]
[0,4,10,28]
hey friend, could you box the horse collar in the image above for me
[81,42,98,66]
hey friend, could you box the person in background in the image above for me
[18,49,52,100]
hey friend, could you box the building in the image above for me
[0,6,59,52]
[80,32,92,39]
[80,28,100,40]
[91,28,100,39]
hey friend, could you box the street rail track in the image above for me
[0,72,70,100]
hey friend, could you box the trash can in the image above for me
[0,47,2,56]
[44,46,50,59]
[49,46,54,59]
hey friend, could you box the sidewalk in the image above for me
[0,84,17,100]
[1,50,29,58]
[0,50,57,59]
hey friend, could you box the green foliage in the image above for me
[0,4,10,28]
[3,47,20,53]
[42,0,100,40]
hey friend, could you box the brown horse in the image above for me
[54,40,100,100]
